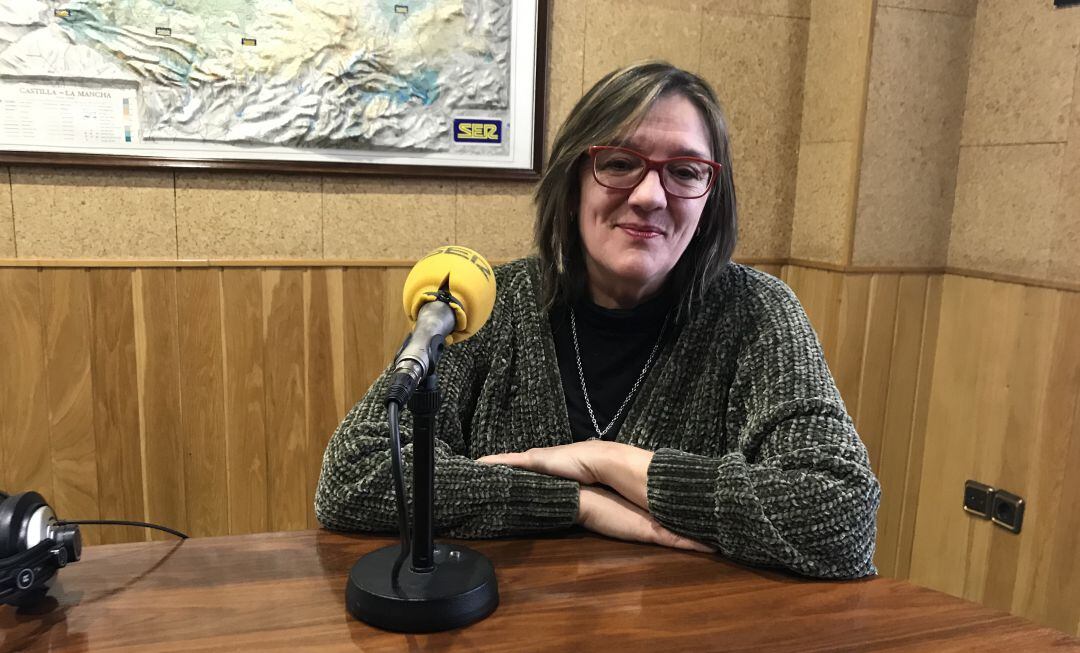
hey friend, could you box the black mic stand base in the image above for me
[346,543,498,633]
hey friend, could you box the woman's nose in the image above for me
[628,169,668,211]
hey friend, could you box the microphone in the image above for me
[386,246,496,407]
[347,245,501,633]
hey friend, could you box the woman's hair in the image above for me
[533,61,738,320]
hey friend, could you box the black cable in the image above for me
[57,519,188,539]
[387,400,411,578]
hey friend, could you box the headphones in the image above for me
[0,490,82,608]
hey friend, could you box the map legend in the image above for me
[0,82,140,147]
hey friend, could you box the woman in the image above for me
[316,62,880,579]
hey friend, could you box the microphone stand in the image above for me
[346,371,500,632]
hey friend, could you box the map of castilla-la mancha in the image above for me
[0,0,513,152]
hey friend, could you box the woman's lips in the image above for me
[617,224,664,239]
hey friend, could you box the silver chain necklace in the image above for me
[569,307,668,439]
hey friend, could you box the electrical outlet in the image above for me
[991,490,1025,534]
[963,480,995,519]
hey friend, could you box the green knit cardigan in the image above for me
[315,258,880,579]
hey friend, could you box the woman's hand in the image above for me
[477,440,610,486]
[578,486,714,552]
[476,440,654,509]
[478,443,713,552]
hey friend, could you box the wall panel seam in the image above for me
[882,273,917,569]
[959,140,1067,148]
[217,269,232,534]
[259,272,273,529]
[877,4,975,18]
[694,2,706,74]
[726,12,810,20]
[33,269,56,505]
[172,269,190,536]
[895,276,935,578]
[798,137,855,146]
[846,0,879,267]
[578,0,588,104]
[132,270,152,536]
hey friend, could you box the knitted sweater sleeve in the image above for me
[646,275,881,579]
[314,322,580,538]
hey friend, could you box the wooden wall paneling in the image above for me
[342,267,386,408]
[304,268,345,529]
[1012,288,1076,631]
[783,265,803,304]
[873,274,929,577]
[895,274,943,580]
[961,280,1027,605]
[221,269,269,535]
[263,269,309,531]
[787,266,844,363]
[854,274,901,474]
[909,275,985,597]
[2,260,1078,634]
[1036,291,1080,635]
[39,269,101,545]
[815,270,845,366]
[326,269,346,418]
[176,269,229,538]
[832,274,872,419]
[88,269,145,543]
[0,270,53,498]
[979,286,1059,613]
[133,268,188,541]
[752,263,783,278]
[382,267,412,364]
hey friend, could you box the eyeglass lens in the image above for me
[593,149,714,198]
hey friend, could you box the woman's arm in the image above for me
[577,485,712,552]
[315,336,580,538]
[645,280,880,579]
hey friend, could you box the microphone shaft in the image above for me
[387,300,456,406]
[409,374,439,572]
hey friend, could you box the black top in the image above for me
[549,289,675,442]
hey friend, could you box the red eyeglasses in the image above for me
[588,145,722,199]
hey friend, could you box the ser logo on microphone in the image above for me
[421,246,493,281]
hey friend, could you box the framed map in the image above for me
[0,0,549,179]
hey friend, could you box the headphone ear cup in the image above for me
[0,491,48,559]
[0,493,20,559]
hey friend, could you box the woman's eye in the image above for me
[670,165,704,180]
[601,157,637,171]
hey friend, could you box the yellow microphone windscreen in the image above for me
[403,246,497,344]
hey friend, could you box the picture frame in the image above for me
[0,0,549,180]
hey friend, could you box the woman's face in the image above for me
[576,93,713,309]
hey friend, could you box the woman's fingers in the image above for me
[475,452,527,467]
[476,444,600,485]
[648,520,715,552]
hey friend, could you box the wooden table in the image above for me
[2,530,1077,652]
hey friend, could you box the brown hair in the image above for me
[533,61,738,319]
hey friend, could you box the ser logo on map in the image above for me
[454,118,502,144]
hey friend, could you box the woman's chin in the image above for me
[605,260,669,292]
